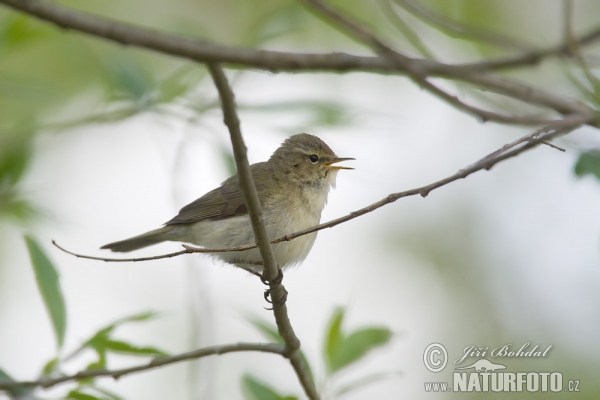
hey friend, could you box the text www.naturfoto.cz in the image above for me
[424,382,450,392]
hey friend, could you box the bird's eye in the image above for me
[308,154,319,164]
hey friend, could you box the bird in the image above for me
[101,133,353,272]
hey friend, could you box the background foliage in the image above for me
[2,0,600,399]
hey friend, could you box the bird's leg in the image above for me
[261,266,286,308]
[235,261,264,278]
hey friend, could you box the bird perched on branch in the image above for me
[101,133,353,271]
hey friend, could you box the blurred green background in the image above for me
[1,0,600,399]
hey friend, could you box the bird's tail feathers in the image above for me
[101,226,174,252]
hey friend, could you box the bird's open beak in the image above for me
[325,157,355,170]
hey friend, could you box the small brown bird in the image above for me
[102,133,353,271]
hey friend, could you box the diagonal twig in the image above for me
[54,114,593,264]
[461,25,600,71]
[299,0,581,124]
[564,0,600,97]
[0,343,285,390]
[393,0,535,52]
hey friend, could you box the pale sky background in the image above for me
[2,66,600,399]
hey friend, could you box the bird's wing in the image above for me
[165,162,273,225]
[165,178,247,225]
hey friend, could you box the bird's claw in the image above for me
[261,266,286,309]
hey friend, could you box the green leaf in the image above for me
[324,306,344,373]
[324,307,393,374]
[99,339,167,357]
[0,124,33,187]
[42,357,60,375]
[248,318,313,381]
[329,328,392,374]
[102,56,155,105]
[67,389,103,400]
[82,311,165,365]
[24,235,67,349]
[156,65,200,103]
[219,145,237,177]
[574,151,600,180]
[86,311,160,345]
[248,318,284,344]
[241,374,298,400]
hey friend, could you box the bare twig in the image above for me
[53,240,189,261]
[0,343,285,390]
[541,141,566,152]
[0,0,594,119]
[393,0,535,52]
[378,0,434,58]
[51,240,263,277]
[564,0,600,96]
[299,0,579,124]
[461,24,600,71]
[267,115,592,239]
[206,63,319,400]
[414,78,558,125]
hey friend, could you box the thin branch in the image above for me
[264,115,592,241]
[0,0,594,119]
[378,0,434,59]
[53,240,188,261]
[299,0,578,124]
[206,63,319,400]
[461,24,600,71]
[394,0,535,52]
[414,78,559,125]
[564,0,600,96]
[54,114,593,264]
[51,240,263,277]
[0,343,285,390]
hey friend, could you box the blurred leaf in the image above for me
[67,389,103,400]
[24,235,67,349]
[564,67,599,107]
[98,339,167,357]
[0,367,35,398]
[102,56,155,106]
[324,306,344,373]
[82,311,165,365]
[324,307,392,374]
[243,3,307,46]
[0,123,33,188]
[574,151,600,180]
[0,191,38,223]
[330,328,392,374]
[0,123,38,224]
[241,374,298,400]
[85,360,106,373]
[219,143,237,177]
[0,13,52,53]
[156,65,201,104]
[248,318,313,381]
[249,318,285,344]
[86,311,160,342]
[41,357,60,376]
